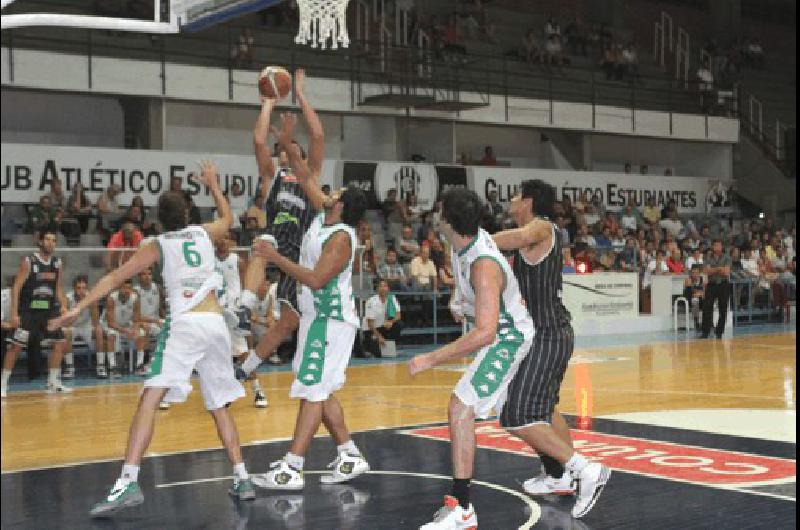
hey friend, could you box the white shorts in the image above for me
[68,324,95,350]
[144,312,245,410]
[139,322,163,338]
[231,333,248,356]
[290,317,356,402]
[454,326,533,419]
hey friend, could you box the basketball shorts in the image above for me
[8,309,64,347]
[68,324,95,350]
[230,333,248,357]
[500,325,574,428]
[139,321,163,339]
[290,317,356,402]
[261,239,300,315]
[454,326,532,419]
[144,312,245,410]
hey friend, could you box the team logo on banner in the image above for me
[376,163,438,211]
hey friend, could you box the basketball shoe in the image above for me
[63,364,75,379]
[320,453,370,484]
[522,472,576,496]
[420,495,477,529]
[252,459,304,490]
[46,381,73,394]
[228,478,256,501]
[254,389,268,408]
[89,480,144,517]
[571,463,611,518]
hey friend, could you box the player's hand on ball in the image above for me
[198,160,220,189]
[408,354,432,376]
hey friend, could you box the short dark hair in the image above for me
[442,188,483,237]
[520,179,556,219]
[39,228,58,241]
[122,278,134,286]
[373,277,388,290]
[158,191,188,231]
[340,186,368,228]
[72,274,88,288]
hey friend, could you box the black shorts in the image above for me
[267,241,300,315]
[500,324,574,428]
[7,309,65,347]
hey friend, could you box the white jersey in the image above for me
[135,283,162,321]
[156,226,222,316]
[297,214,359,327]
[1,288,10,322]
[102,290,138,328]
[215,252,241,308]
[67,291,93,328]
[451,228,534,340]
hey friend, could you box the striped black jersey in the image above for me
[263,167,317,256]
[512,222,571,329]
[20,253,62,312]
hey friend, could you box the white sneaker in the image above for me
[1,386,7,398]
[522,472,576,496]
[252,459,304,490]
[46,381,73,394]
[572,463,611,519]
[320,453,370,484]
[254,389,268,408]
[96,366,108,379]
[63,365,75,379]
[420,496,477,529]
[135,364,148,376]
[159,401,171,410]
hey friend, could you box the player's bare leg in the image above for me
[1,344,22,397]
[209,404,254,498]
[46,339,72,393]
[239,304,298,377]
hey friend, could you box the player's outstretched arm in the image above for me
[199,160,232,241]
[295,69,325,176]
[408,258,501,375]
[492,218,552,251]
[254,97,277,196]
[48,244,160,331]
[254,231,350,291]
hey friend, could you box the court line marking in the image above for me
[401,430,797,504]
[155,470,541,530]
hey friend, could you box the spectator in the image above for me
[575,223,596,247]
[615,237,638,271]
[642,197,660,226]
[610,227,626,249]
[624,162,632,173]
[169,175,183,192]
[28,195,60,235]
[664,168,674,176]
[441,13,467,56]
[686,247,704,270]
[232,28,255,68]
[684,265,706,330]
[239,215,261,246]
[106,222,144,271]
[438,254,456,291]
[383,188,405,245]
[45,179,67,211]
[184,191,202,225]
[643,249,670,289]
[697,59,714,112]
[544,16,560,38]
[544,34,565,69]
[590,194,606,218]
[405,192,424,224]
[397,224,420,264]
[621,43,639,83]
[455,1,479,39]
[362,279,404,358]
[480,145,497,166]
[356,221,379,275]
[124,204,145,230]
[660,210,684,239]
[66,181,93,234]
[556,216,571,246]
[410,244,437,291]
[620,204,638,232]
[666,249,685,273]
[602,211,619,233]
[702,239,731,338]
[96,184,124,236]
[522,29,541,66]
[379,248,409,292]
[562,247,577,273]
[661,198,678,219]
[594,226,612,248]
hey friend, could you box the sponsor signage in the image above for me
[435,165,468,201]
[404,421,797,486]
[562,272,639,321]
[375,162,438,212]
[342,161,379,209]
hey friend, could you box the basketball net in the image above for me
[294,0,350,50]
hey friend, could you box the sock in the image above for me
[242,351,262,375]
[233,462,249,481]
[107,351,117,368]
[251,378,262,392]
[136,350,145,367]
[64,352,74,366]
[452,478,471,510]
[241,290,258,311]
[120,464,140,484]
[96,351,106,367]
[337,440,361,457]
[1,369,11,388]
[48,368,60,384]
[540,454,566,478]
[565,453,590,476]
[285,452,305,471]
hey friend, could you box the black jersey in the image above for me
[512,222,571,329]
[20,253,62,312]
[263,167,317,256]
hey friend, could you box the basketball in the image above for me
[258,66,292,99]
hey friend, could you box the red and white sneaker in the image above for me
[522,472,576,496]
[419,495,477,529]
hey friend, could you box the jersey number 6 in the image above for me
[183,241,202,267]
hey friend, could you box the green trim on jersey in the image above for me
[312,227,352,322]
[147,314,171,378]
[458,234,480,257]
[297,318,328,385]
[469,301,524,398]
[155,239,164,278]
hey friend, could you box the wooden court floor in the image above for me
[1,331,796,473]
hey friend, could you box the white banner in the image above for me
[470,167,717,214]
[375,162,439,212]
[1,143,336,208]
[562,272,639,321]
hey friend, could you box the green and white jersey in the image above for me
[135,283,162,321]
[101,290,138,328]
[297,214,359,327]
[214,252,241,308]
[156,226,222,316]
[451,228,534,341]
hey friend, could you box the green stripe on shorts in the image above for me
[147,314,171,378]
[297,318,327,386]
[470,309,525,398]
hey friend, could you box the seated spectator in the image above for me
[355,221,379,275]
[428,233,447,268]
[184,191,202,225]
[383,188,405,245]
[614,237,638,271]
[66,181,93,234]
[686,247,704,270]
[620,204,638,232]
[555,216,571,246]
[643,250,670,289]
[621,42,640,82]
[405,192,424,224]
[480,145,497,166]
[562,247,577,273]
[106,222,144,271]
[45,179,67,211]
[397,224,420,264]
[417,212,435,244]
[661,198,678,219]
[642,197,660,226]
[590,194,606,218]
[594,226,612,248]
[582,204,600,228]
[602,211,619,233]
[684,265,706,330]
[96,184,124,236]
[379,248,409,291]
[544,34,565,68]
[124,204,145,231]
[362,279,404,358]
[611,227,626,249]
[696,59,714,112]
[575,223,596,247]
[232,28,255,68]
[659,210,684,239]
[28,195,61,235]
[544,16,560,38]
[522,29,542,65]
[410,244,438,291]
[666,249,685,273]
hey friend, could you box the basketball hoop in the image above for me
[294,0,350,50]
